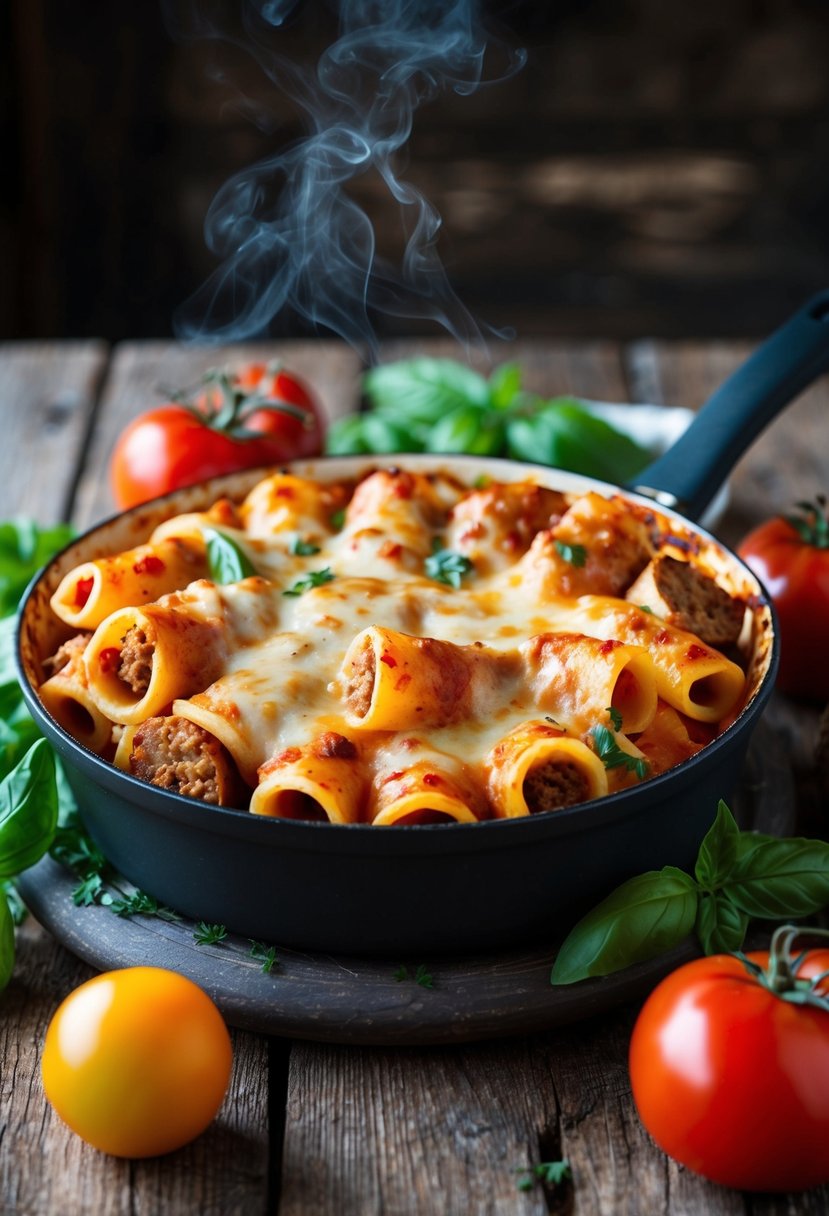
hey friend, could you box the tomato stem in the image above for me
[784,496,829,548]
[737,923,829,1011]
[169,367,313,437]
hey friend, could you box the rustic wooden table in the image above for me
[1,337,827,1216]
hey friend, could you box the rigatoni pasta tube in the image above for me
[485,720,608,818]
[116,715,246,807]
[521,631,658,736]
[240,472,348,538]
[335,626,522,731]
[252,732,364,823]
[560,598,746,724]
[38,635,113,755]
[50,536,207,630]
[369,736,487,825]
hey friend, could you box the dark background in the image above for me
[3,0,829,344]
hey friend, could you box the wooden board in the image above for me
[18,723,794,1047]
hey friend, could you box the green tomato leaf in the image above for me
[724,836,829,918]
[0,738,59,879]
[204,528,257,584]
[695,889,749,955]
[694,799,740,889]
[550,866,698,984]
[425,406,505,457]
[363,358,490,423]
[0,891,13,991]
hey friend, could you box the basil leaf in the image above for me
[204,528,257,584]
[325,414,373,456]
[506,401,649,482]
[0,520,74,616]
[725,836,829,918]
[550,866,698,985]
[694,799,740,889]
[0,738,59,878]
[0,892,13,991]
[363,358,490,423]
[425,406,505,456]
[695,890,749,955]
[360,413,422,454]
[487,362,522,410]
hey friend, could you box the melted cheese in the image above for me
[46,468,753,821]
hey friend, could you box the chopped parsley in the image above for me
[289,536,321,557]
[330,508,346,531]
[193,921,228,946]
[282,567,335,596]
[516,1160,572,1192]
[249,940,279,973]
[393,962,435,988]
[425,539,474,589]
[589,723,649,780]
[554,540,587,567]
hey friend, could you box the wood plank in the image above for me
[0,340,108,523]
[0,341,273,1214]
[1,918,272,1216]
[72,340,365,528]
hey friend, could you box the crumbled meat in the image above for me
[117,626,154,696]
[315,731,358,760]
[523,761,590,812]
[42,633,89,676]
[631,555,745,648]
[130,715,237,805]
[344,643,375,718]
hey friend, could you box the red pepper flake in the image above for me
[275,486,295,498]
[133,554,165,576]
[655,629,673,644]
[395,673,412,692]
[274,746,302,766]
[73,576,94,608]
[686,643,709,661]
[385,770,404,783]
[380,652,397,668]
[599,639,620,655]
[423,773,441,787]
[98,647,121,673]
[391,472,414,499]
[378,540,402,560]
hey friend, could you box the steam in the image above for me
[170,0,526,356]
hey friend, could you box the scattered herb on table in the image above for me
[249,940,279,973]
[550,800,829,985]
[204,527,257,583]
[516,1159,572,1192]
[325,356,650,482]
[194,921,228,946]
[393,963,435,989]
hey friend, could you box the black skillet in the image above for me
[16,291,829,955]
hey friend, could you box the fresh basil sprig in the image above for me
[424,541,474,589]
[325,357,650,482]
[550,801,829,985]
[204,527,257,583]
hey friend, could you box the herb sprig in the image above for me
[550,801,829,985]
[283,567,335,596]
[516,1159,572,1192]
[589,723,649,780]
[204,527,257,583]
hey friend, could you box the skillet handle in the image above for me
[629,290,829,522]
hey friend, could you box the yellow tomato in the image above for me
[41,966,233,1158]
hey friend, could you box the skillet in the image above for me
[16,291,829,955]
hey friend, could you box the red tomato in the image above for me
[41,967,233,1158]
[109,362,325,509]
[738,499,829,700]
[629,939,829,1192]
